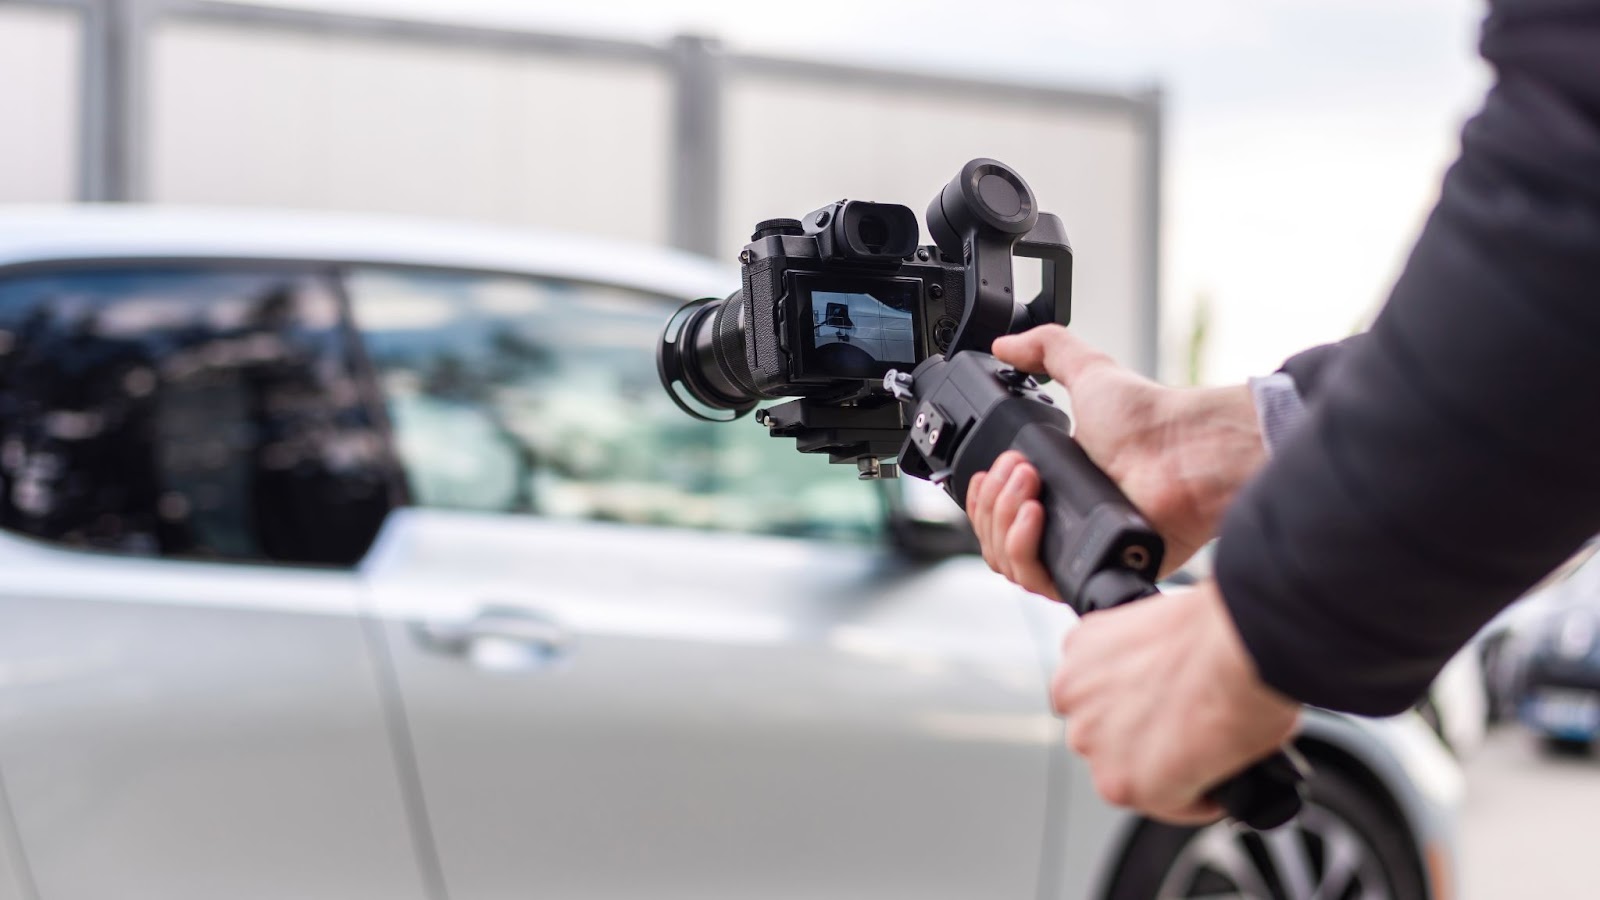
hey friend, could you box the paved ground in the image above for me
[1458,725,1600,899]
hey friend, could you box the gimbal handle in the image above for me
[894,353,1307,831]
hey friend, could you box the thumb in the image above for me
[991,325,1112,389]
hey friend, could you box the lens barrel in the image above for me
[657,293,762,422]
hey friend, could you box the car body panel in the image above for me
[1429,647,1488,757]
[362,509,1056,899]
[0,531,427,900]
[0,206,734,302]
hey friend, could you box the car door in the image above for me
[346,266,1059,900]
[0,264,429,900]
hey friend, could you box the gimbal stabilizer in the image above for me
[765,160,1308,830]
[662,158,1307,829]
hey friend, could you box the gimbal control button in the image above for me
[997,367,1030,387]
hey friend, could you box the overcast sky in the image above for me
[276,0,1491,382]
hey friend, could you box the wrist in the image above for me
[1196,579,1298,717]
[1167,384,1268,536]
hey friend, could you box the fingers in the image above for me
[988,463,1035,578]
[966,452,1024,572]
[965,471,990,568]
[991,324,1113,389]
[1064,703,1221,824]
[966,452,1058,602]
[1005,501,1059,599]
[1148,799,1225,827]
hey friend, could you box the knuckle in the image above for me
[1049,671,1073,715]
[1065,718,1092,754]
[1094,769,1135,809]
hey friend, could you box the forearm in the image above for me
[1215,0,1600,716]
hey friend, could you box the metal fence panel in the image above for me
[148,19,674,244]
[0,4,81,203]
[721,68,1156,371]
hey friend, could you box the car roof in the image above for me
[0,205,735,300]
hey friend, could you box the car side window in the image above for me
[0,265,395,565]
[345,266,882,541]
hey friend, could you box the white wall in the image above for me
[27,10,1153,366]
[0,6,79,203]
[721,74,1151,369]
[148,21,674,244]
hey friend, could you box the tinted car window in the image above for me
[346,267,881,541]
[0,266,394,565]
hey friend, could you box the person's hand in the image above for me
[1051,579,1300,823]
[966,325,1267,581]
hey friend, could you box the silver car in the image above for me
[0,207,1461,900]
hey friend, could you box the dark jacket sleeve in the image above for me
[1277,335,1366,401]
[1214,0,1600,717]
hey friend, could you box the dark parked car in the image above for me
[1508,552,1600,752]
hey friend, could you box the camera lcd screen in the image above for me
[796,276,920,379]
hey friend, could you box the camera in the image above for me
[657,158,1074,470]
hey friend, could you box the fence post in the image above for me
[78,0,148,201]
[1137,85,1164,379]
[668,34,723,259]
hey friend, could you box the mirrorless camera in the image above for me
[658,158,1073,471]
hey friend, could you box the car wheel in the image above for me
[1105,764,1426,900]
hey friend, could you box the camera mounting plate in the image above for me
[755,398,907,472]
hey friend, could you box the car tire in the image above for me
[1104,763,1426,900]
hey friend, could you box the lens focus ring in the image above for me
[710,293,762,400]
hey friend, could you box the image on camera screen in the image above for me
[808,288,916,376]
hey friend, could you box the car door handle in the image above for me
[411,606,573,671]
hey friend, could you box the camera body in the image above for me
[734,201,967,399]
[659,158,1076,446]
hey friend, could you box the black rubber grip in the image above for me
[1205,747,1310,830]
[1010,422,1165,604]
[1020,427,1308,831]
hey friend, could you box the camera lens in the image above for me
[657,293,762,422]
